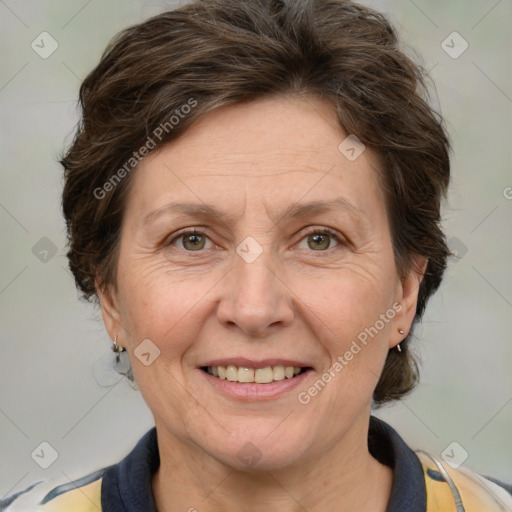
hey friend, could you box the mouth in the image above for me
[200,364,312,384]
[197,360,314,401]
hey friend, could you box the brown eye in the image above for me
[298,228,343,252]
[182,233,206,251]
[169,230,212,251]
[307,232,332,250]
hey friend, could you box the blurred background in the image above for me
[1,0,511,496]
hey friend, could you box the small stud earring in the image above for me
[398,329,404,335]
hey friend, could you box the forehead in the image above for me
[126,95,385,223]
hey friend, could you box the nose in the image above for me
[216,247,295,338]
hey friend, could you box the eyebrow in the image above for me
[142,197,365,227]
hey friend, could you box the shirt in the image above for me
[2,416,511,511]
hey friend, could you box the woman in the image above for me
[3,0,511,510]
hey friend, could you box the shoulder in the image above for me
[2,427,159,512]
[1,467,107,512]
[416,450,512,511]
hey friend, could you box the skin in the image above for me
[98,95,426,512]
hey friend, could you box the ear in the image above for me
[96,280,124,344]
[389,255,428,349]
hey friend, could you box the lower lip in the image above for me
[198,368,313,401]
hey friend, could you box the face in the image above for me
[99,95,423,471]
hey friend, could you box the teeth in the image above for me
[238,367,255,383]
[205,365,306,383]
[226,365,238,381]
[273,365,285,381]
[255,367,273,383]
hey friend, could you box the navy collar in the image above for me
[101,416,426,511]
[102,428,160,511]
[369,416,426,511]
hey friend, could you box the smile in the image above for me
[201,365,310,384]
[199,365,313,400]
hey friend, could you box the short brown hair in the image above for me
[61,0,451,404]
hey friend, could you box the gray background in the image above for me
[1,0,511,497]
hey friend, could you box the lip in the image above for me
[198,366,314,401]
[199,357,312,369]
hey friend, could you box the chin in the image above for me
[205,426,310,472]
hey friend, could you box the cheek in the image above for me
[117,265,207,409]
[116,257,210,350]
[299,264,397,340]
[294,267,397,402]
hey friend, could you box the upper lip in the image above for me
[199,358,313,370]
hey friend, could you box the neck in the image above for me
[151,416,393,512]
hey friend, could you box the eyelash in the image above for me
[167,227,345,253]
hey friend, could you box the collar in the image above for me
[369,416,427,511]
[102,427,160,511]
[101,416,426,511]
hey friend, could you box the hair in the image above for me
[61,0,451,405]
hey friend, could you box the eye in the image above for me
[168,229,213,251]
[167,227,345,253]
[297,227,343,251]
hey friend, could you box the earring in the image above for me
[111,335,132,378]
[112,335,126,363]
[396,328,405,353]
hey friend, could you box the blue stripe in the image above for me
[40,467,109,504]
[0,481,44,510]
